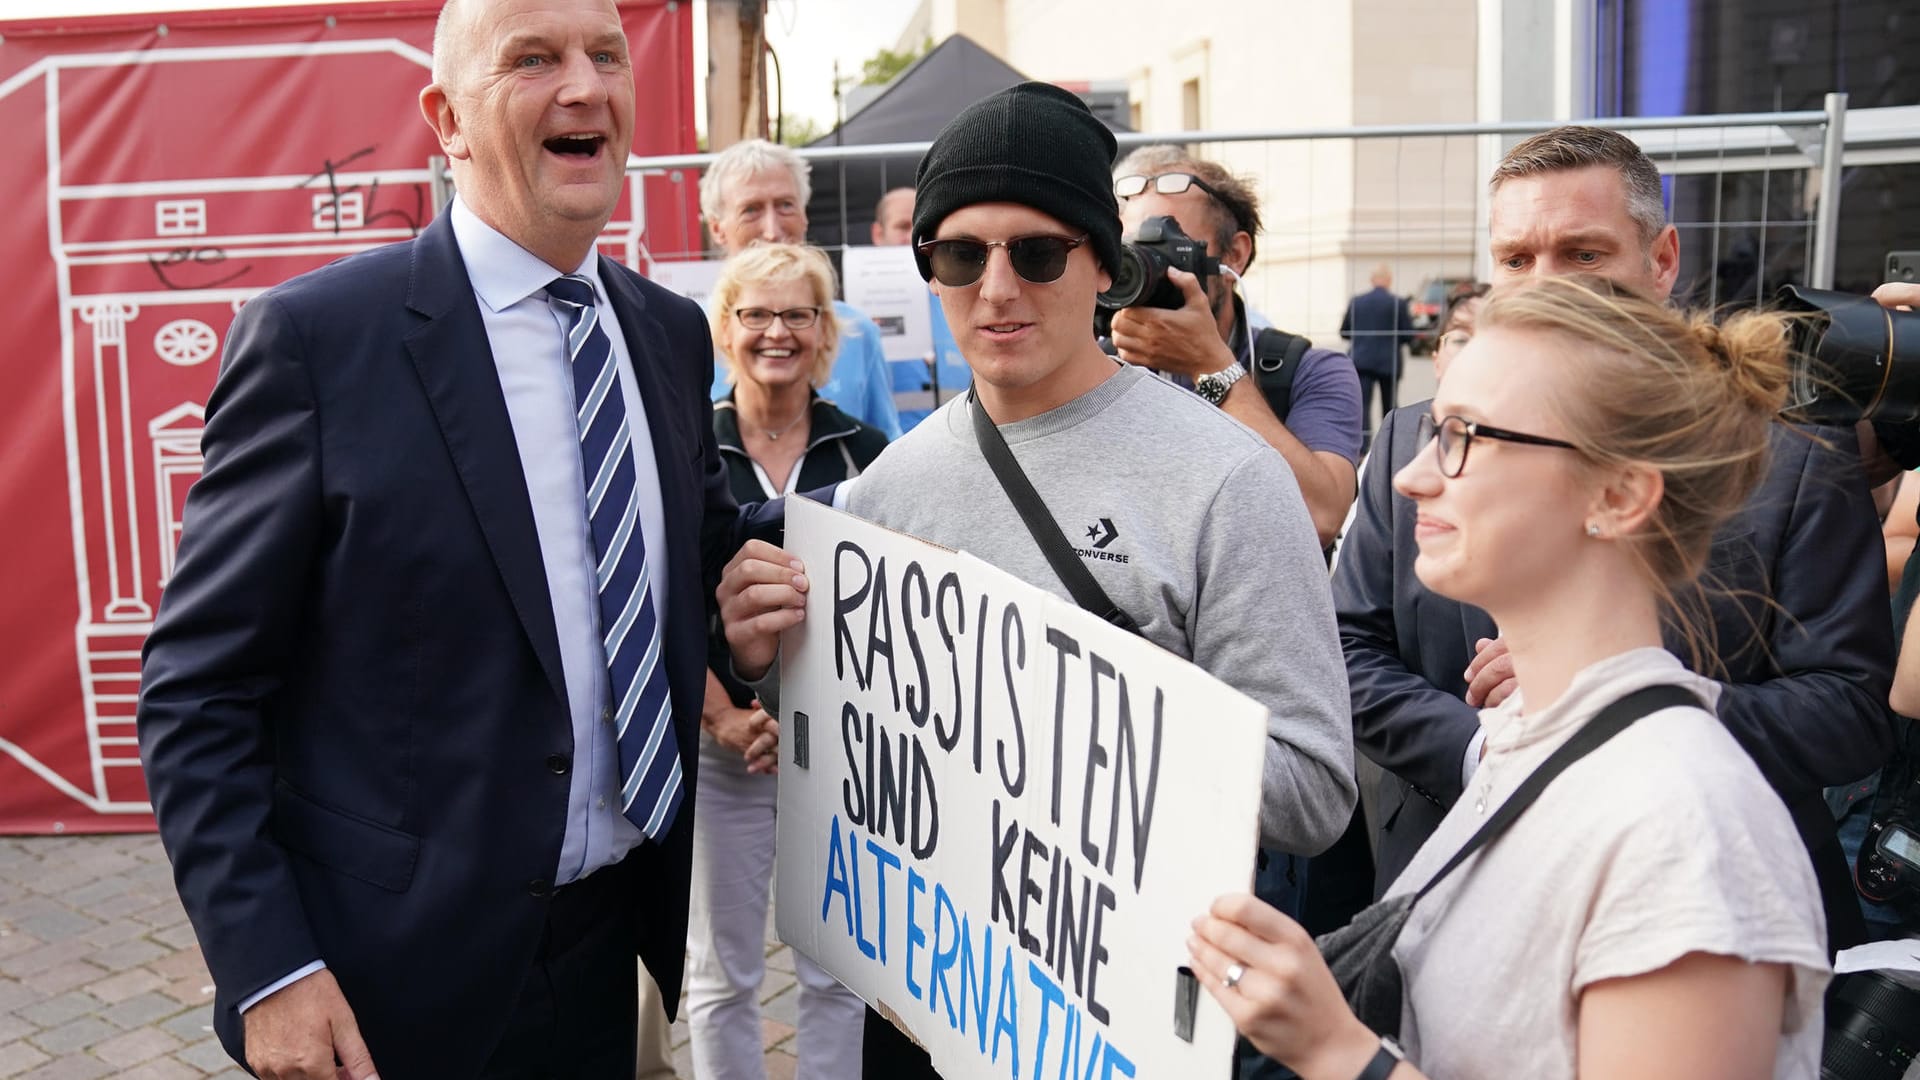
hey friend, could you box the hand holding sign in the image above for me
[720,539,811,681]
[1187,894,1381,1077]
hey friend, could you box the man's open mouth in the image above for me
[544,134,606,159]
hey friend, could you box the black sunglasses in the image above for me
[915,234,1088,288]
[1416,413,1579,478]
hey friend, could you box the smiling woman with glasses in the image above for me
[691,242,887,1079]
[1191,275,1830,1080]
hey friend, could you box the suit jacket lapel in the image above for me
[402,214,569,707]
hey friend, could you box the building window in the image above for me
[1182,78,1202,130]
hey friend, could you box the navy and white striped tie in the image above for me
[547,274,682,840]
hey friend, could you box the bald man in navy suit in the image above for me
[136,2,765,1076]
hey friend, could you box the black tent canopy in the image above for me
[801,34,1129,249]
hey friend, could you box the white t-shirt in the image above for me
[1385,647,1829,1078]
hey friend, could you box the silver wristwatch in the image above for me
[1194,361,1248,405]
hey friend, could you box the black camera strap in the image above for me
[968,388,1142,637]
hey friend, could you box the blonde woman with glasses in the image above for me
[1191,276,1829,1080]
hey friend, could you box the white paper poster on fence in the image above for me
[841,244,934,363]
[774,496,1268,1080]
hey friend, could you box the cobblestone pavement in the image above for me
[0,835,797,1079]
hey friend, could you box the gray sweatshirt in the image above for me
[840,364,1355,854]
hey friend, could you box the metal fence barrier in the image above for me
[625,95,1918,416]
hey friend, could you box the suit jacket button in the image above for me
[546,754,571,775]
[527,878,551,898]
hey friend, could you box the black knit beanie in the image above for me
[912,81,1122,282]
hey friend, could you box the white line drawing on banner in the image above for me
[155,200,206,237]
[8,34,654,816]
[313,191,366,230]
[77,299,152,624]
[14,40,442,816]
[149,403,205,588]
[153,320,216,366]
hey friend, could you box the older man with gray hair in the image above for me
[698,139,901,439]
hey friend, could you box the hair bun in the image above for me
[1697,309,1791,415]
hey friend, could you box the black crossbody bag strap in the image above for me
[968,389,1142,636]
[1412,684,1702,903]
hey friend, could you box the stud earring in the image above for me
[1586,523,1602,538]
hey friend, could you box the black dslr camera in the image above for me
[1779,283,1920,426]
[1092,215,1220,339]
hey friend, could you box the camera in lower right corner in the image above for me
[1821,775,1920,1079]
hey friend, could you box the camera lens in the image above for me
[1098,245,1155,309]
[1781,285,1920,425]
[1822,971,1920,1080]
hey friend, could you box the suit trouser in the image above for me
[1356,370,1398,432]
[481,857,640,1079]
[685,735,865,1080]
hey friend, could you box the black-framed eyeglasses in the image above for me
[1416,413,1579,478]
[733,306,821,331]
[915,234,1088,288]
[1113,172,1222,202]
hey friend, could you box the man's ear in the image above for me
[1649,223,1680,299]
[1224,230,1253,277]
[419,83,469,160]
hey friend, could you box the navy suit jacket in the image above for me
[136,212,753,1078]
[1338,285,1414,377]
[1336,403,1895,899]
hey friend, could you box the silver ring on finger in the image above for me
[1223,962,1246,991]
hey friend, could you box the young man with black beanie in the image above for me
[717,81,1356,1078]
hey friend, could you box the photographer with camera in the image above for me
[1105,147,1364,548]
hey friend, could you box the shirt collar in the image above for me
[449,196,605,313]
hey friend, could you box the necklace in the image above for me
[747,400,808,441]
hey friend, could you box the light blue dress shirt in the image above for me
[241,199,664,1011]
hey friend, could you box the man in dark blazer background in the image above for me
[1339,264,1415,436]
[1334,125,1893,953]
[134,1,752,1076]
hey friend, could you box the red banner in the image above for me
[0,1,698,833]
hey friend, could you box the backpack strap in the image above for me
[1251,328,1310,423]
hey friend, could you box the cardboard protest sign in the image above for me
[775,497,1268,1079]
